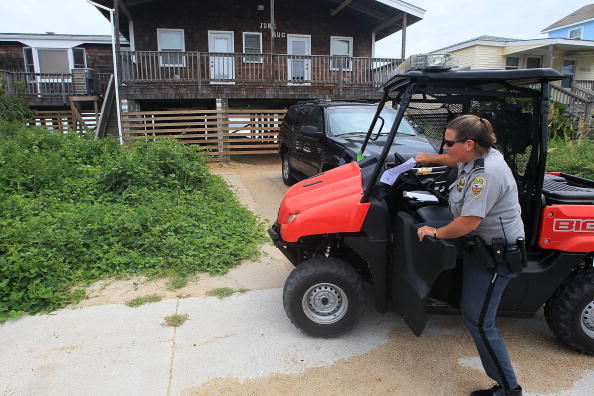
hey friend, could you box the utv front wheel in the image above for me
[544,268,594,355]
[283,257,365,337]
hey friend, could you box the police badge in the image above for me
[457,177,466,192]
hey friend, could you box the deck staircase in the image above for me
[550,81,594,132]
[94,74,119,139]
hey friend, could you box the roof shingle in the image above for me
[542,4,594,32]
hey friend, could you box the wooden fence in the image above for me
[121,109,287,160]
[29,110,99,133]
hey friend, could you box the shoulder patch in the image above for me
[471,176,487,198]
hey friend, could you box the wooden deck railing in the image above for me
[0,69,112,101]
[575,80,594,91]
[550,83,594,126]
[119,51,401,87]
[29,110,99,133]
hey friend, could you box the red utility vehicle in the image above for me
[269,61,594,355]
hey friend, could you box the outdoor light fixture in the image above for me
[398,53,459,73]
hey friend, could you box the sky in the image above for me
[0,0,589,57]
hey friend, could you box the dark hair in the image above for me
[446,115,496,156]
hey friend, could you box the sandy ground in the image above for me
[71,155,292,308]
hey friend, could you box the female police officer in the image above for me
[415,115,524,396]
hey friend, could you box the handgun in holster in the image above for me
[464,235,496,271]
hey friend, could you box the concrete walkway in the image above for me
[1,289,593,396]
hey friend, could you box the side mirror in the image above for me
[301,125,321,138]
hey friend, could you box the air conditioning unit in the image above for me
[72,68,97,95]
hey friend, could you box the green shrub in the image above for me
[548,102,579,140]
[0,78,34,123]
[0,122,265,322]
[547,137,594,180]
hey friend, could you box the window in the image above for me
[157,29,185,67]
[294,106,312,129]
[326,106,416,136]
[526,56,542,69]
[23,48,34,73]
[308,107,324,132]
[330,36,353,71]
[37,49,69,74]
[284,106,299,128]
[568,26,583,40]
[72,48,86,68]
[505,56,520,70]
[242,32,262,63]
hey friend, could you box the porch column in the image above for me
[548,45,554,68]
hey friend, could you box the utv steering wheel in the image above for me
[393,153,451,205]
[408,170,450,205]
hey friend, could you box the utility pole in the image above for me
[401,13,407,60]
[270,0,275,54]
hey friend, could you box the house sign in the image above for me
[259,22,286,38]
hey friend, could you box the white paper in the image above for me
[404,191,439,202]
[380,157,417,186]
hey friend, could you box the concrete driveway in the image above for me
[1,156,592,396]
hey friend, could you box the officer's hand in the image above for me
[415,153,431,165]
[417,226,435,241]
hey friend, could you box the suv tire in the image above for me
[283,257,365,337]
[282,154,297,186]
[544,267,594,355]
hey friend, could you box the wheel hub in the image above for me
[581,300,594,339]
[282,158,289,180]
[302,283,348,325]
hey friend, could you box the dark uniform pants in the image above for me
[461,250,519,390]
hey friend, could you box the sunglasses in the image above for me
[443,138,468,147]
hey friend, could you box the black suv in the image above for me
[279,101,435,185]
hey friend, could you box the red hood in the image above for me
[278,162,370,242]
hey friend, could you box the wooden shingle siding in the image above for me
[0,41,26,71]
[131,0,373,57]
[79,44,115,74]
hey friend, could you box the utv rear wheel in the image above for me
[283,257,365,337]
[544,268,594,355]
[282,154,297,186]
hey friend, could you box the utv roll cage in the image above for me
[359,68,564,247]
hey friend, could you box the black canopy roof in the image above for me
[383,68,565,93]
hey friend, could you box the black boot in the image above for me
[471,384,523,396]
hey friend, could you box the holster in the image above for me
[503,246,523,273]
[492,237,525,274]
[464,235,495,271]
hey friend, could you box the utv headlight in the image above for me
[287,213,299,223]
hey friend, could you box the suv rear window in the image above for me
[284,107,299,128]
[294,106,313,129]
[326,106,416,136]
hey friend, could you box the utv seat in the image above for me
[416,205,453,224]
[542,174,594,205]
